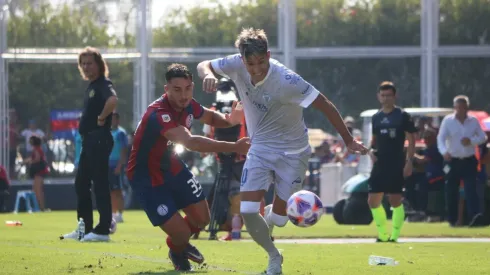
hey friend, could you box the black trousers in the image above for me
[75,130,113,235]
[445,156,480,225]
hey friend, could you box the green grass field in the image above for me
[1,211,490,274]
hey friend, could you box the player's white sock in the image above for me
[242,212,280,257]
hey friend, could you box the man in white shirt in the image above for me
[197,27,368,274]
[437,95,487,227]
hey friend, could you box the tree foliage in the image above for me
[6,0,490,133]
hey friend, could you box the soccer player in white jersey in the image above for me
[197,28,368,275]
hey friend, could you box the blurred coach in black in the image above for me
[62,47,118,242]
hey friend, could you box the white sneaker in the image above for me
[113,213,124,223]
[81,232,110,242]
[61,230,79,240]
[264,204,274,236]
[266,252,283,275]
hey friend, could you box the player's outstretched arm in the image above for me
[199,102,244,128]
[311,93,368,154]
[164,125,250,155]
[311,93,354,144]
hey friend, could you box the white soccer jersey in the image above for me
[210,54,320,154]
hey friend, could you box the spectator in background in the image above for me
[437,95,487,227]
[21,119,45,159]
[26,135,49,211]
[8,109,20,178]
[414,128,445,221]
[0,165,10,213]
[109,112,128,223]
[342,116,362,141]
[314,141,335,164]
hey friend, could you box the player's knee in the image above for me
[367,193,383,208]
[240,201,261,214]
[270,211,289,227]
[388,195,403,207]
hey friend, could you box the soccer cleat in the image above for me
[113,213,124,223]
[168,250,192,271]
[81,232,110,242]
[376,238,388,243]
[184,243,205,264]
[219,233,232,241]
[265,252,283,275]
[388,239,398,243]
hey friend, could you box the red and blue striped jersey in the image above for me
[126,94,204,187]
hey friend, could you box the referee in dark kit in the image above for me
[368,81,417,243]
[61,47,118,242]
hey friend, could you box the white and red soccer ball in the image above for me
[286,190,324,227]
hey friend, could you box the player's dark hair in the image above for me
[453,95,470,106]
[78,46,109,80]
[165,63,193,82]
[378,81,397,94]
[29,135,42,146]
[234,27,269,58]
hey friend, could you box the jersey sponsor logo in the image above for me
[161,114,171,123]
[381,117,390,124]
[157,204,169,216]
[285,71,300,85]
[389,128,396,138]
[186,114,194,128]
[252,101,268,112]
[219,58,226,68]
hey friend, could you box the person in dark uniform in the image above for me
[62,47,118,242]
[368,81,417,242]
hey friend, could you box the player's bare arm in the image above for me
[197,61,219,93]
[164,125,249,155]
[405,132,416,161]
[311,93,368,154]
[199,101,244,128]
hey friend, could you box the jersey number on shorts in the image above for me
[241,168,248,186]
[187,177,203,197]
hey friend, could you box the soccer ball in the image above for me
[109,218,117,234]
[286,190,324,227]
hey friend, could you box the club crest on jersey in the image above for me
[186,114,194,128]
[161,114,171,123]
[263,93,271,103]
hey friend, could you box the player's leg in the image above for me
[367,163,389,242]
[109,168,124,223]
[240,161,281,270]
[136,182,193,271]
[221,161,246,241]
[268,151,310,235]
[74,150,94,234]
[170,169,208,265]
[386,163,405,242]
